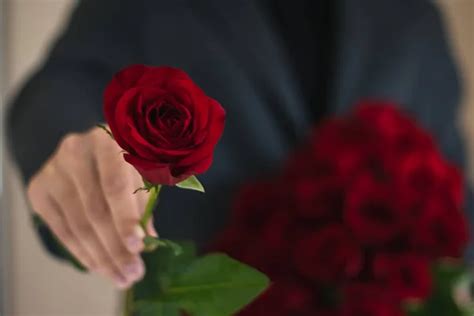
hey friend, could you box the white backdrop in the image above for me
[1,1,119,315]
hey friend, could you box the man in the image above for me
[7,0,473,289]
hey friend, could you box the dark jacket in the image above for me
[7,0,473,262]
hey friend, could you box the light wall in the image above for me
[2,1,119,316]
[438,0,474,181]
[1,1,473,316]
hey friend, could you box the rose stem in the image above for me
[124,185,160,316]
[139,185,161,234]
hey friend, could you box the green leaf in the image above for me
[163,253,270,316]
[134,242,197,302]
[175,176,205,193]
[133,245,269,316]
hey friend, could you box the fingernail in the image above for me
[124,260,145,281]
[114,275,129,289]
[126,236,144,253]
[134,225,146,239]
[126,226,145,253]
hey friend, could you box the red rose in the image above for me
[311,118,382,181]
[344,174,406,245]
[397,152,453,205]
[412,195,469,258]
[104,65,225,185]
[341,283,406,316]
[354,101,435,156]
[293,225,362,283]
[373,253,432,300]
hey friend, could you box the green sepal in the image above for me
[143,236,160,252]
[175,175,205,193]
[134,181,157,194]
[143,236,183,256]
[96,123,114,139]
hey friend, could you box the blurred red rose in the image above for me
[311,118,382,181]
[104,65,225,185]
[213,101,469,316]
[355,101,434,154]
[373,253,432,300]
[412,195,469,258]
[397,152,454,205]
[293,225,362,283]
[344,174,406,245]
[341,283,406,316]
[291,175,345,220]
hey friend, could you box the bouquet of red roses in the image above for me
[215,102,473,316]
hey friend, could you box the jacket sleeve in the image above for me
[6,0,145,261]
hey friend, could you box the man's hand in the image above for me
[27,127,157,288]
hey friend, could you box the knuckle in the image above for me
[26,177,42,203]
[58,133,84,157]
[55,183,76,201]
[103,175,129,196]
[90,126,107,139]
[27,183,49,216]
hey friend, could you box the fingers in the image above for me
[28,176,95,270]
[56,151,145,288]
[26,129,157,289]
[94,134,147,254]
[48,163,132,288]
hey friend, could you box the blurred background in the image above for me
[0,0,473,315]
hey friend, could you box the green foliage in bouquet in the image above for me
[406,262,474,316]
